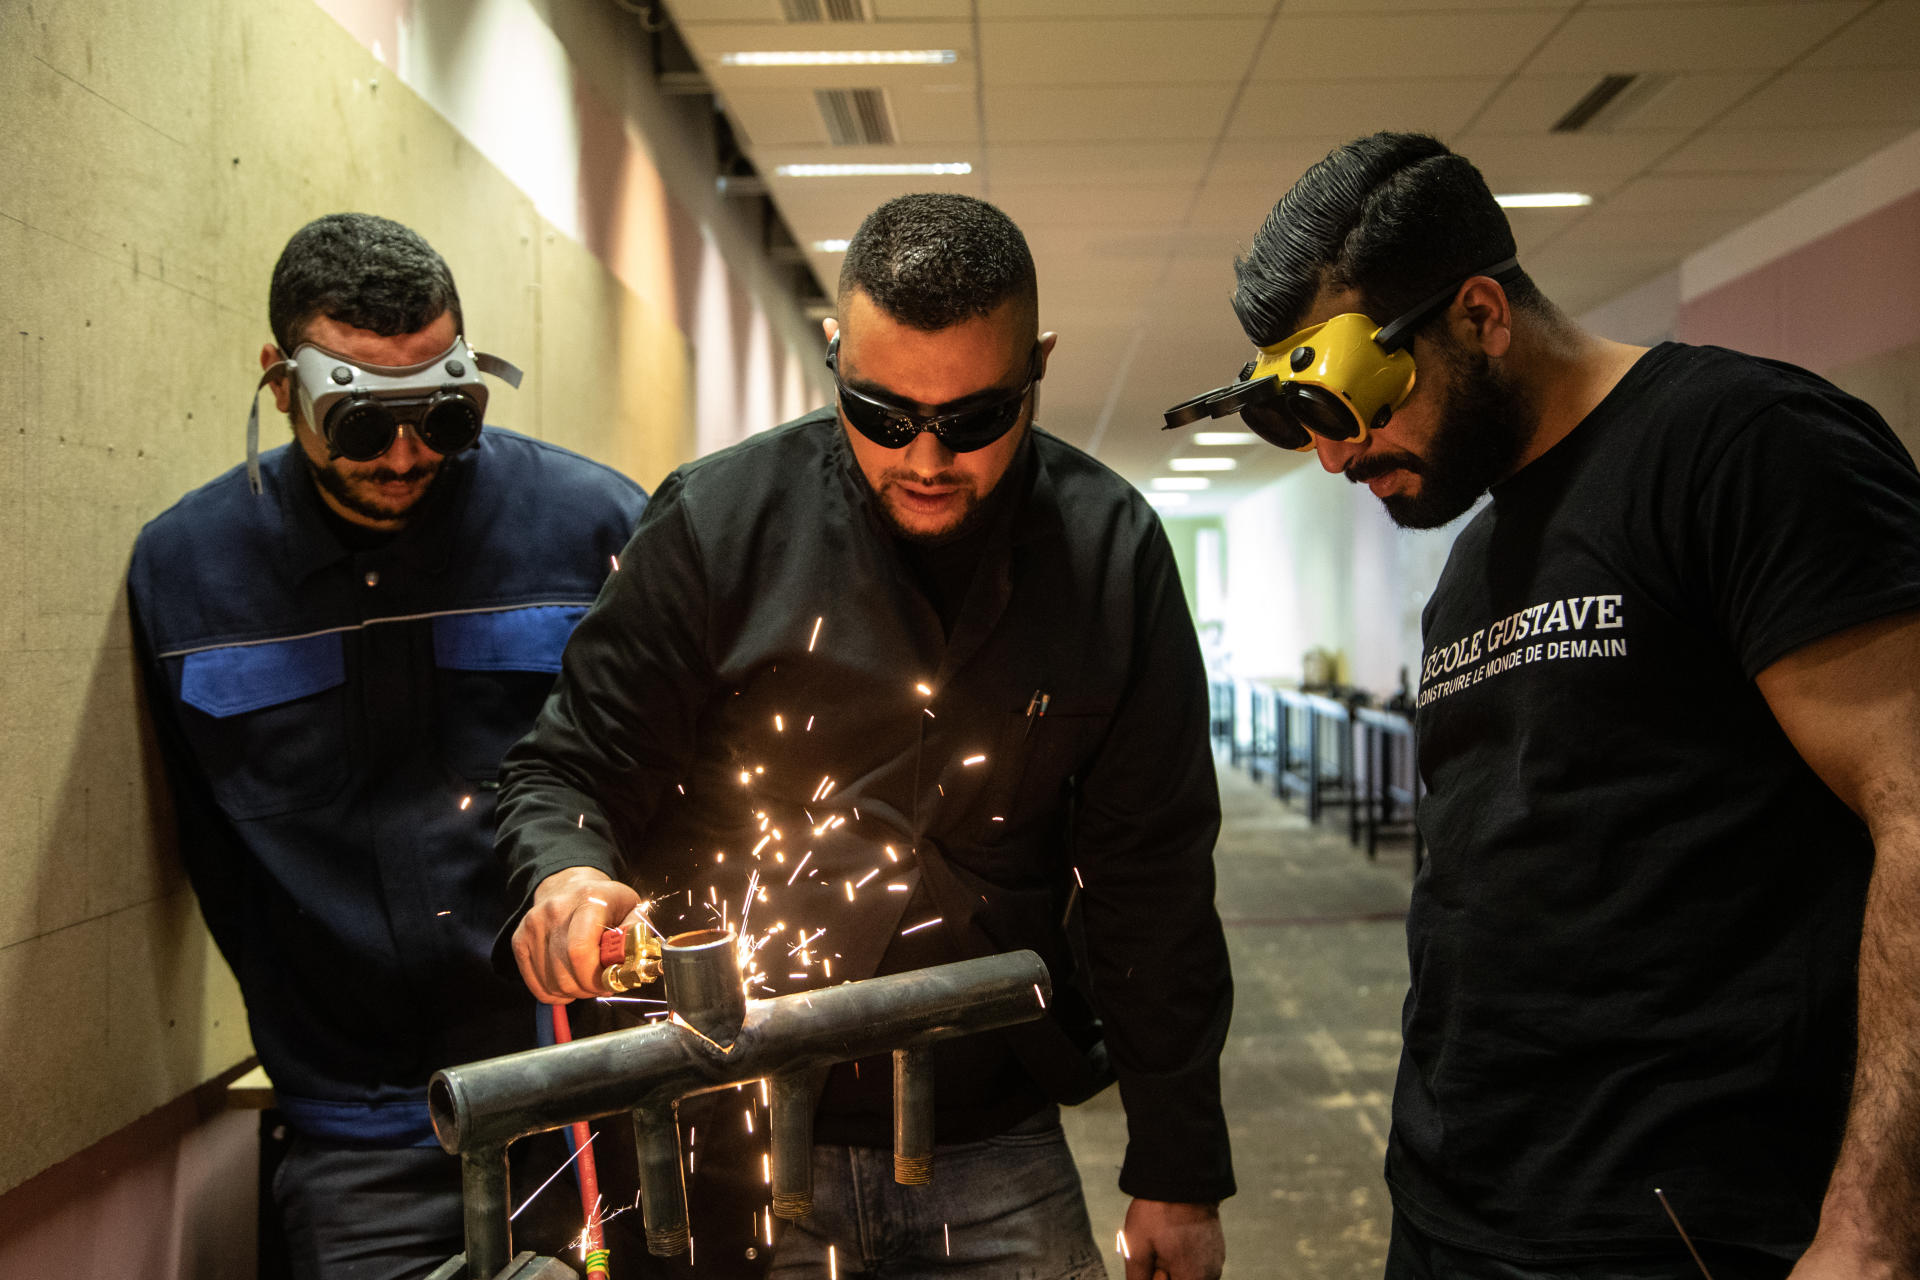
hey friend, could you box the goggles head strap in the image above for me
[246,359,295,496]
[1373,256,1521,353]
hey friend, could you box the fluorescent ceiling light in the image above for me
[777,162,972,178]
[720,50,957,67]
[812,239,851,252]
[1169,457,1237,472]
[1495,192,1593,208]
[1145,492,1191,508]
[1151,477,1210,491]
[1193,431,1258,446]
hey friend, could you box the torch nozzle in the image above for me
[600,922,663,993]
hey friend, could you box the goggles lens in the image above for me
[323,392,483,461]
[827,336,1038,453]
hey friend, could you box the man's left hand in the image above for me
[1119,1198,1224,1280]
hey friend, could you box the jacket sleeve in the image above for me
[494,471,714,941]
[126,561,253,979]
[1074,516,1236,1204]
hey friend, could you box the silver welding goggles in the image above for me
[1163,258,1522,451]
[244,336,523,494]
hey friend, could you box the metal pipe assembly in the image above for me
[429,945,1051,1278]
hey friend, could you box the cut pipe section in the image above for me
[892,1045,934,1185]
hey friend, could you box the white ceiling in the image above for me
[663,0,1920,513]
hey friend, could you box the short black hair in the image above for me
[268,213,463,353]
[1233,132,1544,347]
[838,193,1037,331]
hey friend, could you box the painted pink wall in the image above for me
[1677,189,1920,377]
[0,1089,256,1279]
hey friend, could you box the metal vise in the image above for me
[428,928,1052,1280]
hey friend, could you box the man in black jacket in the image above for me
[499,193,1234,1279]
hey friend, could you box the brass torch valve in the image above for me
[599,920,663,993]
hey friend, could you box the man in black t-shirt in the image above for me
[1180,133,1920,1279]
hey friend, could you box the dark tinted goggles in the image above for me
[826,334,1042,453]
[324,391,483,461]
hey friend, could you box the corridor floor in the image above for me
[1061,753,1417,1278]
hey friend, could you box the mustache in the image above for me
[359,462,440,484]
[1344,451,1425,484]
[881,469,970,489]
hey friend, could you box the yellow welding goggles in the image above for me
[1164,257,1521,451]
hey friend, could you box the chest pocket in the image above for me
[176,632,350,819]
[974,695,1118,844]
[432,606,586,779]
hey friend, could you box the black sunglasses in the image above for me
[825,334,1042,453]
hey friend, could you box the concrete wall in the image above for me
[0,0,828,1248]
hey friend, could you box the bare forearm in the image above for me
[1811,819,1920,1276]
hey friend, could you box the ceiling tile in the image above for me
[885,84,980,143]
[985,84,1239,143]
[1523,3,1868,73]
[1450,130,1693,196]
[721,90,834,147]
[1228,76,1500,138]
[870,0,973,17]
[1252,11,1566,80]
[987,142,1216,187]
[979,0,1273,14]
[1184,178,1297,235]
[1280,0,1570,10]
[662,0,786,22]
[1715,68,1920,130]
[1504,205,1592,254]
[999,187,1199,229]
[1597,170,1821,214]
[979,18,1266,86]
[1654,124,1910,172]
[1471,71,1766,133]
[1800,0,1920,68]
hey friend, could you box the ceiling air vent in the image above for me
[780,0,870,20]
[816,88,896,146]
[1553,74,1637,133]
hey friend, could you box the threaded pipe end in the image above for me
[772,1191,813,1221]
[646,1224,690,1257]
[894,1153,933,1186]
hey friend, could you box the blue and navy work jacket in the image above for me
[128,429,646,1145]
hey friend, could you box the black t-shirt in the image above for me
[1393,343,1920,1260]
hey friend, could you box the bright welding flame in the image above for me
[915,682,933,696]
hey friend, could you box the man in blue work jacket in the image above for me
[128,213,648,1280]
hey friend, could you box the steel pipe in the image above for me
[632,1100,689,1256]
[892,1045,935,1186]
[432,951,1048,1155]
[662,928,745,1044]
[429,951,1051,1273]
[770,1068,825,1220]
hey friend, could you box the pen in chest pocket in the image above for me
[1024,689,1050,738]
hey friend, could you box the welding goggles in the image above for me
[826,333,1042,453]
[244,336,522,494]
[1164,258,1522,451]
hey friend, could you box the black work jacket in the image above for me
[497,410,1234,1202]
[128,431,646,1143]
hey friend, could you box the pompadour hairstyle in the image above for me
[1233,132,1543,348]
[268,213,463,354]
[838,193,1037,332]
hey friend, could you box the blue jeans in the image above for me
[769,1107,1109,1279]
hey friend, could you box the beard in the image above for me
[870,469,987,545]
[1348,346,1532,530]
[302,447,444,523]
